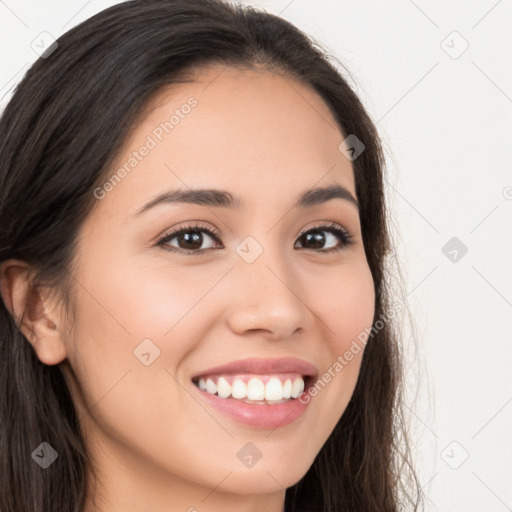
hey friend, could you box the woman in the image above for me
[0,1,424,510]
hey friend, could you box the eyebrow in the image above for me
[133,183,359,217]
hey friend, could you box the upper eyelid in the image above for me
[297,221,349,236]
[158,223,220,241]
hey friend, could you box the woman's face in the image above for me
[59,66,375,509]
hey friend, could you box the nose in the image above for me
[225,247,313,341]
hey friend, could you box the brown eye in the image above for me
[171,230,211,250]
[295,223,354,252]
[156,223,222,255]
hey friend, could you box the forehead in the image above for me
[95,65,356,218]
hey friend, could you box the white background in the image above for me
[1,1,511,510]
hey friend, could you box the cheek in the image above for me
[64,257,232,420]
[62,269,211,481]
[310,260,376,348]
[304,260,375,427]
[104,256,232,338]
[72,251,230,351]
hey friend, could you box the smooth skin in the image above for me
[1,65,375,512]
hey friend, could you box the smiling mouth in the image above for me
[192,373,313,404]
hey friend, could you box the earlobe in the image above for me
[0,259,68,366]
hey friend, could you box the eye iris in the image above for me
[179,231,203,250]
[303,230,325,249]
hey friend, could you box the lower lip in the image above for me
[192,382,312,429]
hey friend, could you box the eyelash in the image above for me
[156,221,354,256]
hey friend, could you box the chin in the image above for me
[217,459,312,495]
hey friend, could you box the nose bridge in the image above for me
[225,234,311,338]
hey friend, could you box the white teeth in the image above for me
[196,375,306,402]
[217,377,231,398]
[231,379,247,399]
[282,378,292,399]
[291,377,304,398]
[247,378,265,400]
[205,378,217,395]
[264,377,283,401]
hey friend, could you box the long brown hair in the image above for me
[0,1,424,510]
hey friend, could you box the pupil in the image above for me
[180,231,202,249]
[304,231,324,249]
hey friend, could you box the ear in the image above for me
[0,259,67,365]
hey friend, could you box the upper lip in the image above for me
[191,357,318,380]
